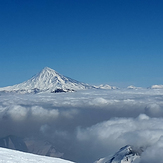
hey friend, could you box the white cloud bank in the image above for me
[1,89,163,162]
[77,114,163,161]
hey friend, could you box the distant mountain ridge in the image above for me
[0,135,28,152]
[150,85,163,89]
[0,67,95,93]
[0,135,63,158]
[0,67,163,93]
[94,84,118,90]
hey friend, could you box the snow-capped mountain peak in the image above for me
[27,67,70,88]
[106,145,141,163]
[95,145,142,163]
[94,84,118,90]
[0,67,94,93]
[37,67,59,79]
[150,85,163,89]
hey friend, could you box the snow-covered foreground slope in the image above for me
[0,67,94,93]
[0,147,74,163]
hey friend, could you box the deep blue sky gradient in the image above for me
[0,0,163,87]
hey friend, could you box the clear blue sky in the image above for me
[0,0,163,87]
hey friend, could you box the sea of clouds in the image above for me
[1,89,163,162]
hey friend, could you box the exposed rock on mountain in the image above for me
[95,145,142,163]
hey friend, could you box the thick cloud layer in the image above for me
[1,89,163,162]
[77,114,163,162]
[138,136,163,163]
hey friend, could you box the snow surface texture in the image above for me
[0,147,74,163]
[0,67,95,93]
[1,89,163,162]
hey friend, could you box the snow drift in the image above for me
[0,147,74,163]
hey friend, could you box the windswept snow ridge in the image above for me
[0,147,74,163]
[0,67,94,93]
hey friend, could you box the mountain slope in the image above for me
[95,145,141,163]
[0,147,74,163]
[0,67,94,93]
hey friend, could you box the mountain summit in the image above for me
[95,145,142,163]
[0,67,94,93]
